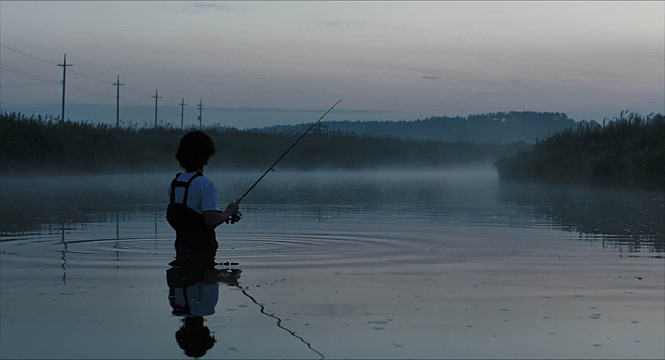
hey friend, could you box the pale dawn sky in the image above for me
[1,1,663,127]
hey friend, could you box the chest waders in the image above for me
[166,173,218,257]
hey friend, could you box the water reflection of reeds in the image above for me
[498,181,665,253]
[0,173,165,234]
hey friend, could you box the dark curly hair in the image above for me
[175,131,216,171]
[175,317,216,358]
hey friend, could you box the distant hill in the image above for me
[257,111,588,144]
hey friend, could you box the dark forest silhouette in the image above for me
[0,112,524,173]
[260,111,582,143]
[496,112,665,189]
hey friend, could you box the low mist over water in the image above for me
[2,168,663,248]
[1,169,663,358]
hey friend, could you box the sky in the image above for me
[1,1,663,128]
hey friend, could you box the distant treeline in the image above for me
[496,112,665,189]
[259,111,583,144]
[0,113,525,173]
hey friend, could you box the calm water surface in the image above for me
[1,169,663,359]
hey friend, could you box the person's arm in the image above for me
[203,202,239,228]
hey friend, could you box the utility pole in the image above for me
[57,54,73,121]
[152,89,162,129]
[178,98,187,130]
[112,75,124,128]
[197,99,205,129]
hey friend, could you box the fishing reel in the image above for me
[224,211,242,225]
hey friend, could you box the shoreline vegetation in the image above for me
[496,112,664,190]
[2,111,663,191]
[0,112,524,174]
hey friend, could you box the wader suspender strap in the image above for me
[170,172,204,205]
[182,287,189,310]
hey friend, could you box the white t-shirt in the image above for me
[169,172,220,214]
[170,282,219,317]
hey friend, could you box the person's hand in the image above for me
[225,202,239,215]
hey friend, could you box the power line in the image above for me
[162,98,180,106]
[0,43,58,65]
[0,63,60,85]
[3,44,193,109]
[58,54,73,121]
[2,44,120,105]
[0,82,58,89]
[178,98,188,129]
[1,44,234,124]
[113,75,125,128]
[69,68,111,84]
[2,42,115,86]
[118,95,147,107]
[123,86,153,98]
[197,99,205,129]
[152,89,162,128]
[67,84,115,100]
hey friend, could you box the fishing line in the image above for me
[238,285,325,359]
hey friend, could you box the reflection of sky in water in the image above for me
[1,170,663,358]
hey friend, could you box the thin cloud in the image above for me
[182,2,237,14]
[307,18,367,28]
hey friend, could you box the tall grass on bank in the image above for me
[496,112,665,189]
[0,112,524,173]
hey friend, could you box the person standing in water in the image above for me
[166,131,239,262]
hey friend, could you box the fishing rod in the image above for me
[236,100,342,205]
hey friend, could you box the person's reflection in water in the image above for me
[167,249,240,358]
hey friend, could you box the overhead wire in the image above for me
[122,86,154,99]
[2,42,120,101]
[0,82,59,89]
[69,68,112,84]
[0,43,58,66]
[67,82,115,100]
[1,43,219,119]
[0,63,60,85]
